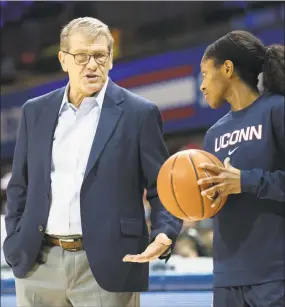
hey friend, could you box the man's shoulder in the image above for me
[118,85,158,113]
[23,87,65,110]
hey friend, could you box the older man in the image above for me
[3,17,182,307]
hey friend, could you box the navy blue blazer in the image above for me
[3,79,182,292]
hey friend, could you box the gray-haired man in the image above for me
[4,17,182,307]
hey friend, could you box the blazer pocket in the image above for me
[120,219,143,237]
[3,231,21,266]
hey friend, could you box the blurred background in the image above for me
[1,1,284,306]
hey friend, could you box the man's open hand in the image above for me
[122,233,172,263]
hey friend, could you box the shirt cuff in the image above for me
[159,247,171,260]
[240,169,261,194]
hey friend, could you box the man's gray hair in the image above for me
[60,17,114,51]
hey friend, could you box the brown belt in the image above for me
[45,235,84,251]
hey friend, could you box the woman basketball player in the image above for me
[197,30,284,307]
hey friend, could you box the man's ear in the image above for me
[58,51,68,73]
[108,50,113,70]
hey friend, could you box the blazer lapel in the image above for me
[37,88,65,188]
[84,80,124,181]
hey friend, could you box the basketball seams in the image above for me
[170,155,190,219]
[158,149,226,222]
[198,150,224,168]
[187,154,204,219]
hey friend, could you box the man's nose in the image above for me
[200,82,205,92]
[86,56,98,70]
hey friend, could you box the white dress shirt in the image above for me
[45,78,109,236]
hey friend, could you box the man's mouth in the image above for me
[86,74,100,80]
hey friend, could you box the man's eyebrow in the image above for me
[72,48,108,53]
[70,48,88,53]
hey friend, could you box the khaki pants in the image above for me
[15,245,139,307]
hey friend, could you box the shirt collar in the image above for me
[59,77,109,114]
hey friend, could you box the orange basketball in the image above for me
[157,149,227,221]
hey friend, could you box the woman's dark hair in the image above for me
[203,30,285,95]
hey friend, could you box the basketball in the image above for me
[157,149,227,221]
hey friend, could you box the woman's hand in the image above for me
[197,157,241,208]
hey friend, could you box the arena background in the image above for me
[1,1,284,306]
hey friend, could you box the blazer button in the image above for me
[38,225,44,232]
